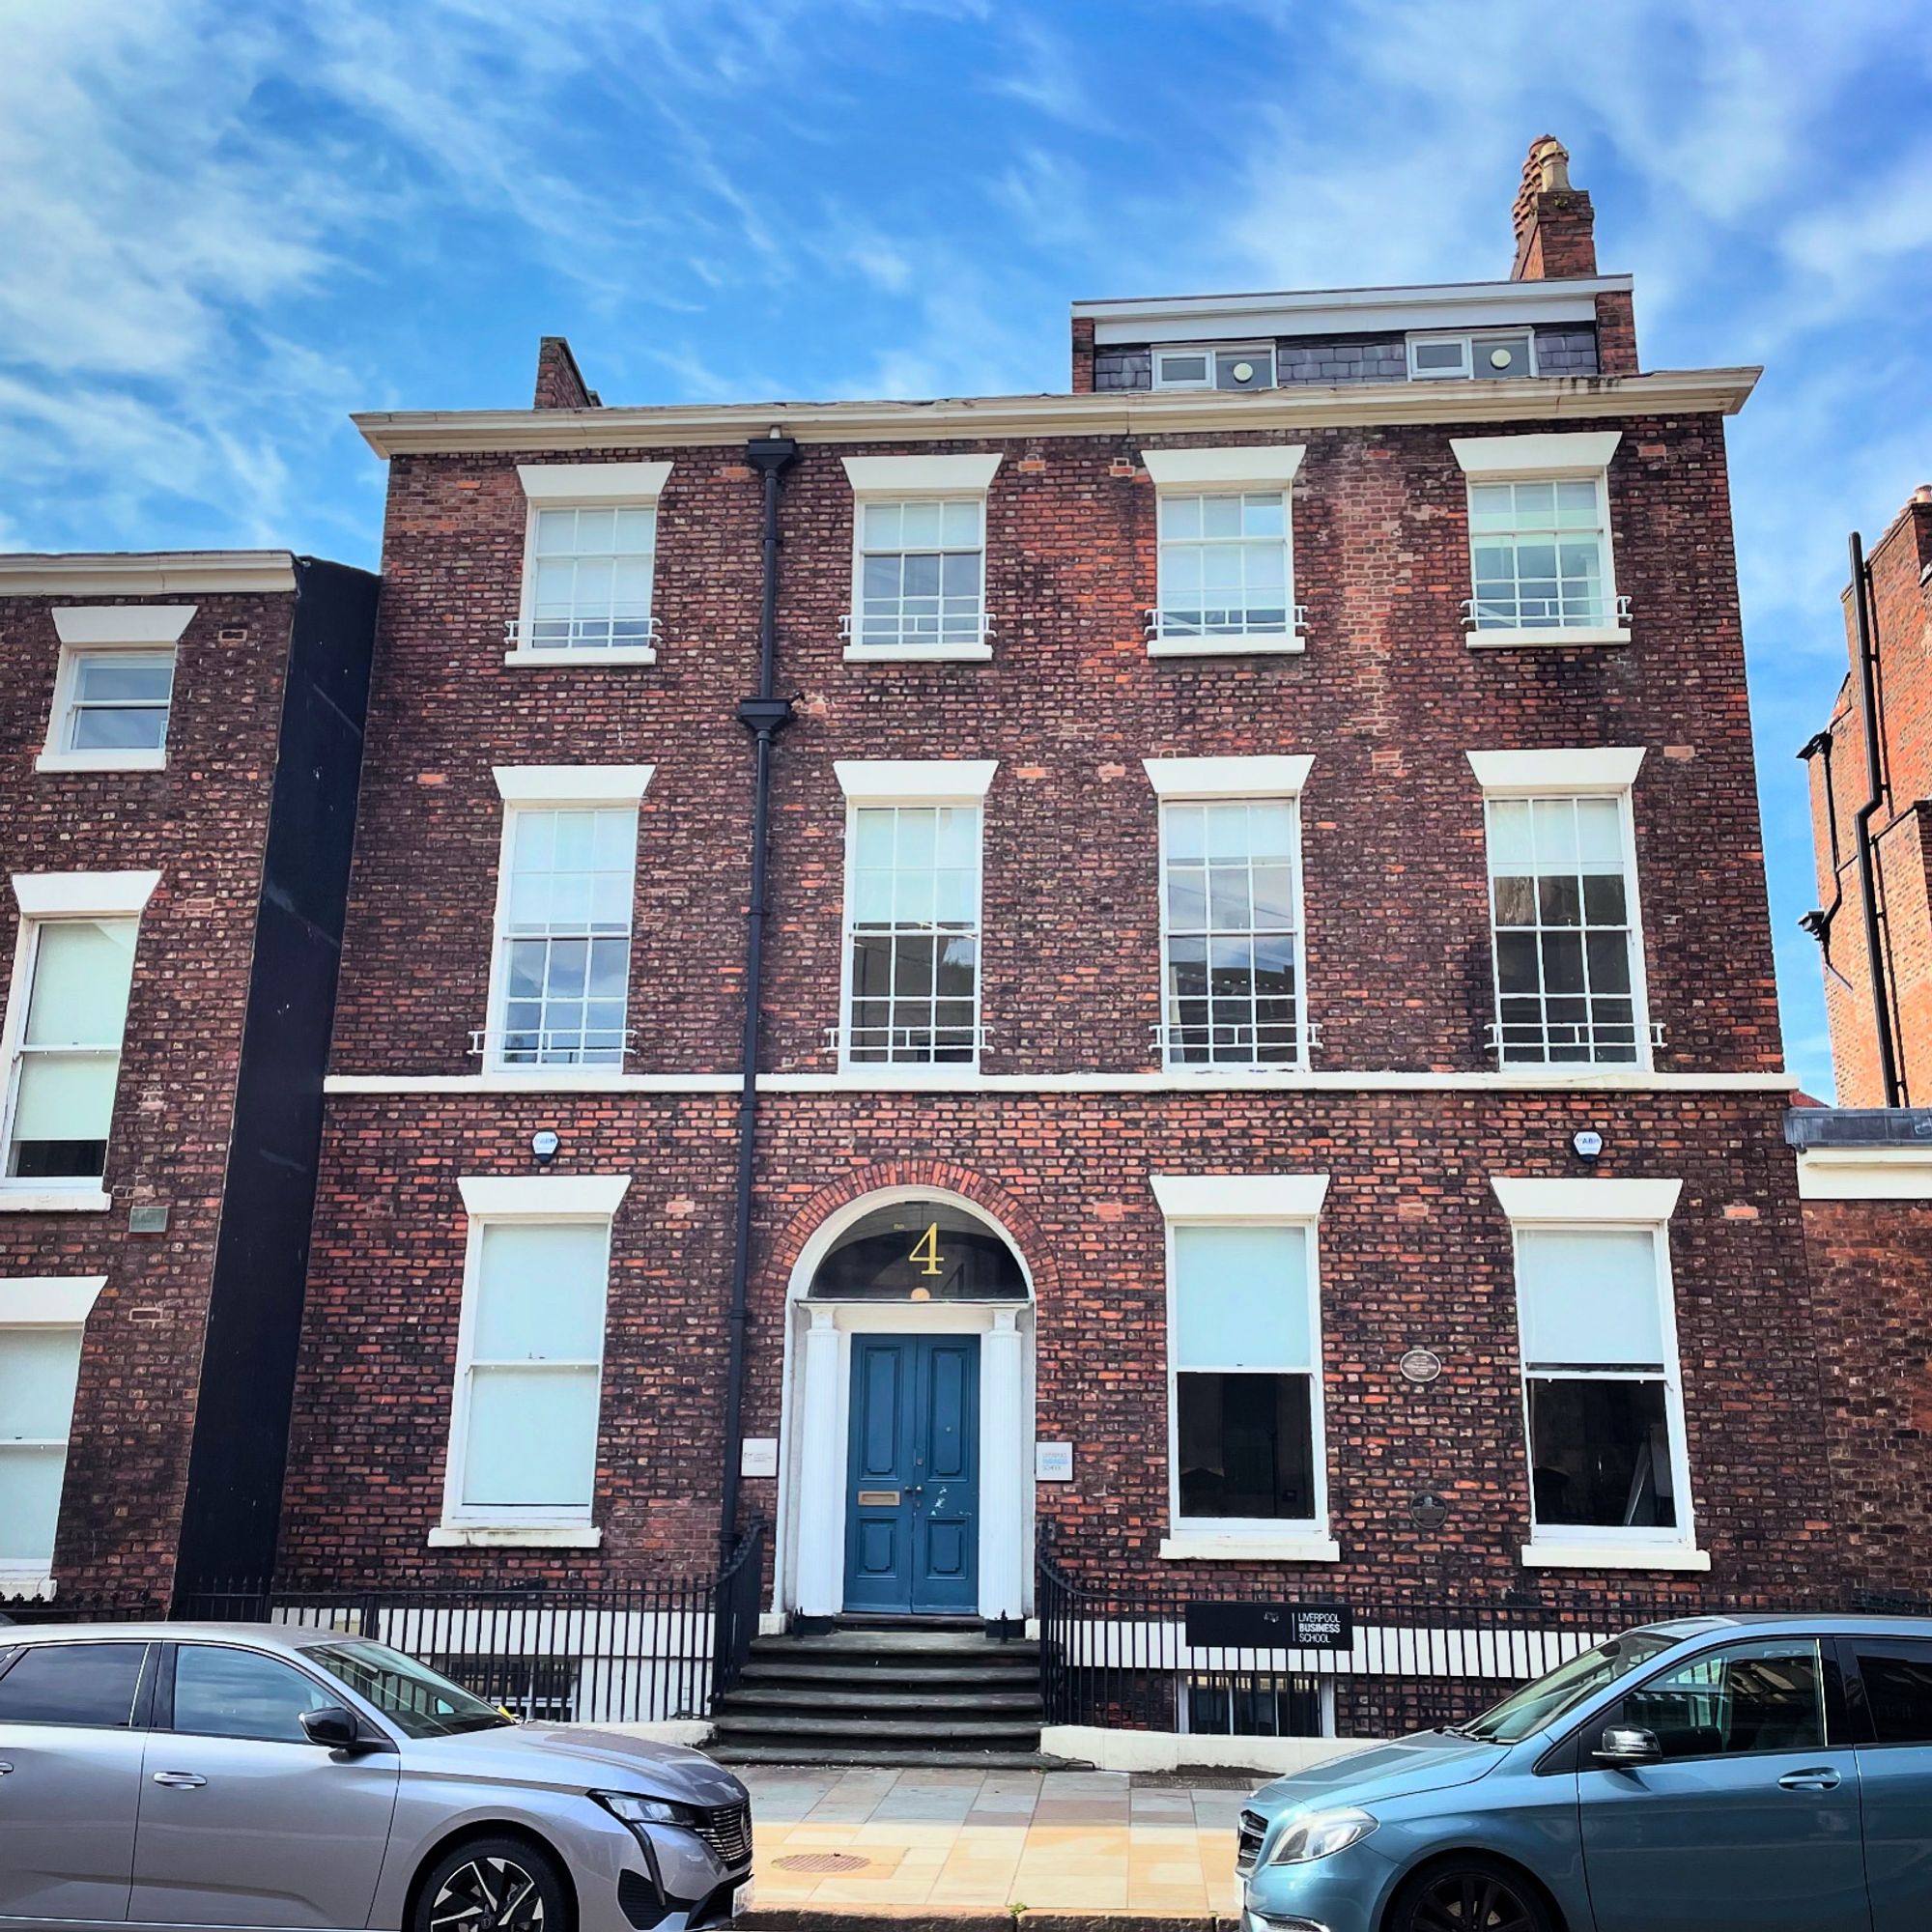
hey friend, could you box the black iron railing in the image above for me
[2,1522,766,1729]
[1037,1532,1927,1739]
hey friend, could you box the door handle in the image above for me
[1777,1769,1841,1792]
[151,1771,208,1789]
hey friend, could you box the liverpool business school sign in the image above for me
[1184,1602,1354,1651]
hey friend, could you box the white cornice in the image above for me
[1797,1146,1932,1201]
[1452,430,1622,478]
[13,870,161,917]
[1073,275,1634,338]
[458,1174,632,1219]
[1466,748,1646,795]
[1141,445,1305,488]
[0,553,296,595]
[52,607,196,645]
[1144,755,1314,799]
[1151,1174,1330,1221]
[841,452,1003,494]
[1491,1176,1684,1223]
[517,461,672,503]
[353,369,1761,458]
[0,1275,108,1325]
[835,758,998,803]
[493,764,655,806]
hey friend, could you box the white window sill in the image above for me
[1148,633,1306,658]
[502,646,658,668]
[428,1524,604,1549]
[836,1064,983,1084]
[841,643,995,664]
[1159,1534,1341,1563]
[0,1188,112,1214]
[36,750,167,773]
[1466,625,1631,650]
[1520,1542,1711,1573]
[0,1574,56,1601]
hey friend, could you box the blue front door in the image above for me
[843,1335,980,1615]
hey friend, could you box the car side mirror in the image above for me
[1594,1724,1662,1767]
[300,1705,367,1751]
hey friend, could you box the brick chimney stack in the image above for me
[1511,135,1597,281]
[534,335,602,410]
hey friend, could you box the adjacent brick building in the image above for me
[0,553,377,1600]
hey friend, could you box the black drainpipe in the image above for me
[1797,729,1846,974]
[720,431,799,1563]
[1848,529,1904,1108]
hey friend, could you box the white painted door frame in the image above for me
[773,1188,1037,1622]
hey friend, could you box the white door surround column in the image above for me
[980,1307,1026,1620]
[795,1307,845,1617]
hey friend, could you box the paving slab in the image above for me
[742,1765,1252,1922]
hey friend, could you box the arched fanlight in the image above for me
[809,1199,1027,1302]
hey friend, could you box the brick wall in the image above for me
[332,412,1776,1086]
[1806,1195,1932,1592]
[0,588,296,1595]
[1806,499,1932,1104]
[281,1088,1830,1600]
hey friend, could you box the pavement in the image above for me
[739,1765,1253,1918]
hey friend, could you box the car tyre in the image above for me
[415,1834,571,1932]
[1388,1854,1554,1932]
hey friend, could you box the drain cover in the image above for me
[774,1853,870,1873]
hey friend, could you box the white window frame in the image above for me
[1152,1174,1338,1562]
[1151,343,1277,391]
[510,464,671,668]
[481,768,653,1075]
[0,872,160,1213]
[37,607,193,774]
[433,1174,630,1546]
[833,760,996,1076]
[1146,756,1314,1070]
[1451,432,1628,647]
[1491,1176,1707,1572]
[1406,329,1540,382]
[839,454,1001,662]
[1141,447,1306,656]
[0,1276,105,1594]
[1468,748,1652,1072]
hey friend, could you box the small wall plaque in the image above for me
[128,1204,169,1235]
[1399,1348,1443,1385]
[739,1436,778,1478]
[1036,1441,1073,1483]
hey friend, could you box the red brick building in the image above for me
[0,553,377,1601]
[273,132,1830,1645]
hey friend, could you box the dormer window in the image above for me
[1407,330,1536,381]
[1153,344,1276,392]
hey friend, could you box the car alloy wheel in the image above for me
[1404,1868,1545,1932]
[430,1855,548,1932]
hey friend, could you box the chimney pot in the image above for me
[1914,484,1932,505]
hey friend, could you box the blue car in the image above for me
[1238,1612,1932,1932]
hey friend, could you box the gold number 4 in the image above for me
[909,1223,944,1277]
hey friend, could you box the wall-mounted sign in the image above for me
[1399,1348,1443,1384]
[1036,1441,1074,1483]
[739,1436,778,1477]
[1185,1601,1353,1651]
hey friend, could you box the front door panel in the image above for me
[844,1335,980,1614]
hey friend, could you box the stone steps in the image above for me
[709,1624,1048,1767]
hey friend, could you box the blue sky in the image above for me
[5,0,1929,1094]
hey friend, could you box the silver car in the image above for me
[0,1622,753,1932]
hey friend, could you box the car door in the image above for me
[129,1640,400,1929]
[1577,1634,1868,1932]
[1839,1634,1932,1932]
[0,1636,153,1923]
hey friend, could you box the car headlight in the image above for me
[592,1791,699,1830]
[1265,1806,1378,1865]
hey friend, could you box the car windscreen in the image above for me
[1458,1630,1683,1745]
[305,1639,514,1738]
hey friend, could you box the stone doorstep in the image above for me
[742,1915,1241,1932]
